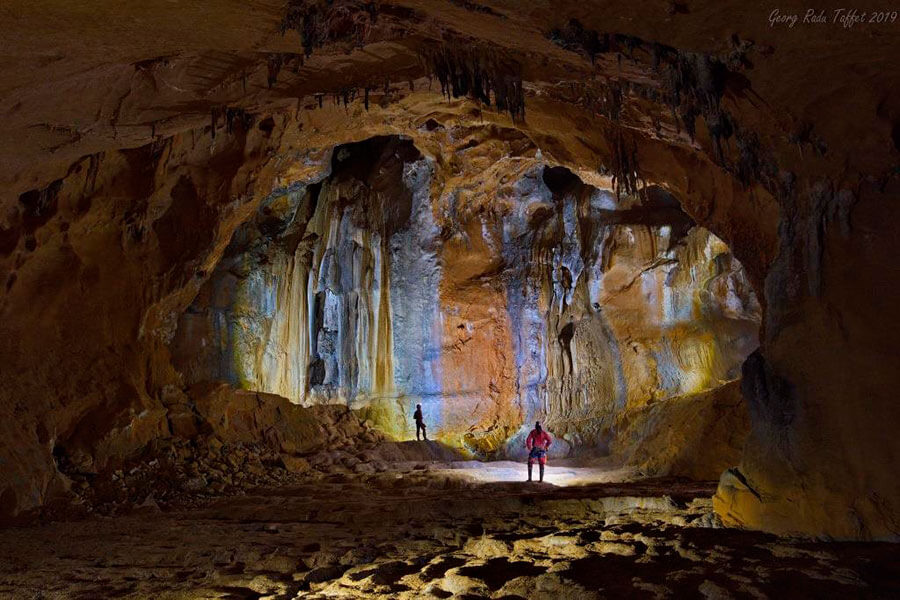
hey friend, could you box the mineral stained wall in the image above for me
[172,137,760,458]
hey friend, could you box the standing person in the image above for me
[525,421,552,482]
[414,403,427,441]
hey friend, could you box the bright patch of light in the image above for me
[436,461,632,487]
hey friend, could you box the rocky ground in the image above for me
[40,396,394,519]
[1,456,898,600]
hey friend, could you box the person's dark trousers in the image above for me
[528,447,546,481]
[416,422,427,440]
[527,463,545,482]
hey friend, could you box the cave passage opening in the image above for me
[170,134,762,481]
[2,1,900,595]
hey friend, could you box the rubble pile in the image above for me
[47,386,389,518]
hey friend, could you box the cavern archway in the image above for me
[169,134,761,475]
[1,1,899,597]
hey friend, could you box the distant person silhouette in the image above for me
[414,403,427,441]
[525,421,552,482]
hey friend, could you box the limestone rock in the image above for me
[173,139,759,463]
[280,455,311,474]
[612,381,749,480]
[0,0,897,541]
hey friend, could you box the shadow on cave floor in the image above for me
[1,464,899,599]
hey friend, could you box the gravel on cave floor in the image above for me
[0,465,898,599]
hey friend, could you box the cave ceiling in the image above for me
[1,0,899,541]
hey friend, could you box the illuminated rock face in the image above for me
[0,0,896,543]
[173,137,444,439]
[172,137,760,456]
[497,169,759,459]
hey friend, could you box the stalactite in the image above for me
[546,22,780,193]
[547,19,607,64]
[266,53,284,88]
[84,153,102,195]
[280,0,379,57]
[225,107,254,134]
[18,179,63,234]
[172,145,757,456]
[419,42,525,120]
[449,0,505,18]
[596,83,644,199]
[209,106,221,138]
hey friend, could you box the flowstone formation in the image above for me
[1,0,898,543]
[172,134,759,466]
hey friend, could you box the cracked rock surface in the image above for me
[1,465,897,599]
[1,0,899,542]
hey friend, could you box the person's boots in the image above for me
[527,463,532,482]
[539,464,544,482]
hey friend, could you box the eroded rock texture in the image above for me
[169,134,758,466]
[1,0,898,540]
[3,468,899,599]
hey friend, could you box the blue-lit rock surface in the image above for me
[172,137,760,462]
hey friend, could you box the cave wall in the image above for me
[171,136,759,459]
[613,380,749,481]
[0,121,298,517]
[2,0,898,540]
[714,177,900,539]
[497,168,760,458]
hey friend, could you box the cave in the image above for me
[1,2,899,598]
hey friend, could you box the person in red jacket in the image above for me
[525,421,552,482]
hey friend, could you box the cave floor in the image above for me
[1,464,898,600]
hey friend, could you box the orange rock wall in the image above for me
[170,137,759,461]
[2,0,898,539]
